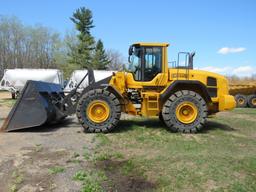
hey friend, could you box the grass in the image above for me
[0,98,16,107]
[72,152,80,158]
[35,144,43,152]
[48,166,65,174]
[232,108,256,115]
[9,171,24,192]
[73,170,107,192]
[92,109,256,192]
[93,152,124,161]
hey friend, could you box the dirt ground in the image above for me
[0,92,96,192]
[0,91,11,99]
[0,92,149,192]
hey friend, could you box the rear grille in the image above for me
[207,77,217,97]
[207,77,217,86]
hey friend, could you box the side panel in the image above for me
[125,72,168,89]
[165,69,236,112]
[109,72,137,115]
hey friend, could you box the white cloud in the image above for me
[200,65,256,77]
[200,66,232,74]
[232,66,254,76]
[218,47,246,55]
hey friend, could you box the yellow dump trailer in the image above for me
[229,84,256,108]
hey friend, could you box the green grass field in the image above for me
[0,98,16,107]
[91,109,256,192]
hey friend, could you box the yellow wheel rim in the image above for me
[175,101,198,124]
[252,98,256,105]
[87,100,110,123]
[238,98,245,105]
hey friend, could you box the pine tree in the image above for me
[69,7,95,69]
[92,39,110,70]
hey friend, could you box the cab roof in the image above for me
[133,42,169,47]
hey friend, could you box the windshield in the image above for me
[128,47,141,74]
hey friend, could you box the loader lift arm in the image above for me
[61,69,95,115]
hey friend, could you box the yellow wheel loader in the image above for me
[1,43,236,133]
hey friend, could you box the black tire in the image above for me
[76,89,121,133]
[159,113,164,124]
[235,94,247,108]
[247,95,256,108]
[162,90,207,133]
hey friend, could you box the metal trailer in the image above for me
[64,70,115,93]
[0,69,64,99]
[229,83,256,108]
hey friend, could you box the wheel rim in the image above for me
[175,101,198,124]
[252,98,256,106]
[238,98,245,105]
[87,100,110,123]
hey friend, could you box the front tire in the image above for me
[76,89,121,133]
[162,90,207,133]
[159,113,164,124]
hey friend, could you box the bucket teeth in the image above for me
[1,80,66,131]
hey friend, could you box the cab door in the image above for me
[127,46,168,89]
[143,47,162,81]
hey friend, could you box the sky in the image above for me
[1,0,256,76]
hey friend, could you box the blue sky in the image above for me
[1,0,256,76]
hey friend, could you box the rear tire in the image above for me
[162,90,207,133]
[76,89,121,133]
[247,95,256,108]
[235,94,247,108]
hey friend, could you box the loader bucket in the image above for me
[1,80,66,132]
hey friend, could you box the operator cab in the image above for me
[128,43,168,82]
[128,43,196,83]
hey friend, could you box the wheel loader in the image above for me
[1,42,236,133]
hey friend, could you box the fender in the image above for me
[65,75,114,115]
[160,80,212,103]
[81,75,124,100]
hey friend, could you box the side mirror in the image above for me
[128,46,134,63]
[128,46,133,56]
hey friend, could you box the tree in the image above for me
[0,15,63,78]
[59,29,79,78]
[106,49,125,71]
[92,39,110,69]
[69,7,95,69]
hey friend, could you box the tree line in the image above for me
[0,7,125,78]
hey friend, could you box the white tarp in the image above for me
[64,70,114,92]
[0,68,63,93]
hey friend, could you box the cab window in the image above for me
[144,47,162,81]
